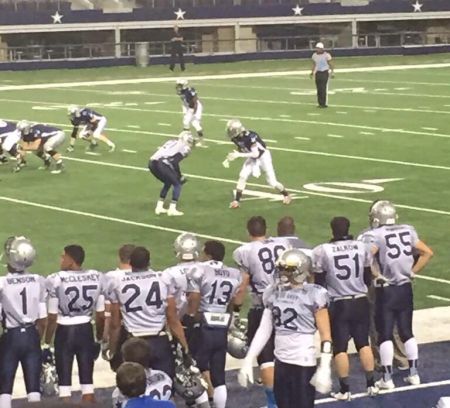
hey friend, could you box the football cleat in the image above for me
[375,378,395,390]
[283,195,292,205]
[367,385,380,397]
[87,142,98,151]
[0,155,8,164]
[66,146,74,152]
[51,162,64,175]
[331,391,351,401]
[155,207,168,215]
[168,208,184,217]
[404,374,420,386]
[108,143,116,153]
[229,201,240,209]
[38,159,51,171]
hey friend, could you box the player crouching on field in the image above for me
[313,217,378,401]
[238,249,333,408]
[16,120,65,174]
[67,105,115,153]
[223,119,291,209]
[112,338,173,407]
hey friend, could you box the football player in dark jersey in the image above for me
[223,119,291,208]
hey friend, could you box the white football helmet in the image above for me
[369,200,398,228]
[16,120,32,135]
[176,79,188,95]
[226,119,245,139]
[67,105,80,117]
[179,131,195,147]
[174,233,199,261]
[276,248,311,288]
[4,236,36,272]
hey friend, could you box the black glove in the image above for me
[181,348,196,369]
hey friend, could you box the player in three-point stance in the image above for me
[238,248,333,408]
[223,119,291,209]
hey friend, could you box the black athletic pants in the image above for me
[169,45,185,71]
[0,325,41,394]
[274,359,316,408]
[315,70,329,107]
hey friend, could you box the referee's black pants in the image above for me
[315,70,329,107]
[169,46,185,71]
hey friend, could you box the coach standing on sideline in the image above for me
[310,42,334,108]
[169,25,185,72]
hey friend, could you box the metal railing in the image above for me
[0,31,448,62]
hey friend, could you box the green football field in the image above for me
[0,53,449,310]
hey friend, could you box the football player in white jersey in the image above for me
[232,216,291,408]
[368,201,433,390]
[103,244,135,364]
[45,245,106,402]
[108,246,190,379]
[176,79,205,147]
[0,237,47,408]
[163,233,200,318]
[186,240,242,408]
[112,338,173,407]
[313,217,378,400]
[238,249,333,408]
[223,119,291,208]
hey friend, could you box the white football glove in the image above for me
[227,151,240,162]
[237,358,254,388]
[310,350,332,394]
[222,159,230,168]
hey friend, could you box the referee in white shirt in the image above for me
[310,42,334,108]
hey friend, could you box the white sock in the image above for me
[27,392,40,402]
[59,385,72,398]
[404,337,419,376]
[274,182,285,192]
[169,202,177,210]
[380,340,394,367]
[156,199,165,209]
[213,385,227,408]
[0,394,12,408]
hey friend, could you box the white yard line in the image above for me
[4,97,450,140]
[428,295,450,302]
[121,149,137,153]
[1,62,450,92]
[59,156,450,219]
[295,136,311,141]
[327,134,344,138]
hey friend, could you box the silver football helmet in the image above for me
[67,105,80,117]
[276,248,311,288]
[16,120,32,135]
[227,317,248,359]
[369,200,398,228]
[176,78,188,95]
[226,119,245,139]
[174,232,199,261]
[4,236,36,272]
[179,131,195,148]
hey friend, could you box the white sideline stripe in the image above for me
[418,276,450,285]
[0,196,242,245]
[428,295,450,302]
[315,379,450,405]
[60,156,450,221]
[5,116,450,172]
[1,62,450,92]
[4,97,450,140]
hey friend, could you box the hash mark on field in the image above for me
[127,125,141,129]
[364,109,377,113]
[85,151,101,156]
[327,134,343,138]
[336,111,348,114]
[295,136,311,141]
[122,149,137,154]
[279,114,291,118]
[307,113,320,116]
[125,103,138,106]
[32,106,58,111]
[158,123,172,127]
[427,295,450,302]
[374,88,388,91]
[360,131,375,135]
[422,127,438,131]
